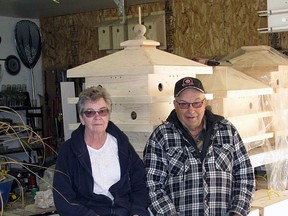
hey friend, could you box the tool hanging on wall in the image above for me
[192,57,220,66]
[14,20,42,105]
[0,55,21,76]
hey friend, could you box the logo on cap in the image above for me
[182,77,194,87]
[174,77,205,97]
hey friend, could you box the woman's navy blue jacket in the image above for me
[53,122,150,216]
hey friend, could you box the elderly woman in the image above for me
[53,86,149,216]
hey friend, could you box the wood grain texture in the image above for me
[39,0,284,71]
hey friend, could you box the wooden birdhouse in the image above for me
[198,66,273,152]
[64,24,213,156]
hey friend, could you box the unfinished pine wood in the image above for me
[222,46,288,90]
[252,189,288,216]
[67,40,212,78]
[85,74,196,97]
[60,82,77,141]
[248,208,260,216]
[124,131,154,156]
[197,65,274,151]
[197,66,273,98]
[207,97,271,117]
[248,146,288,168]
[277,66,288,89]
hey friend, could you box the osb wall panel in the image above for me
[41,0,288,71]
[40,3,165,71]
[41,12,109,70]
[279,33,288,50]
[171,0,268,59]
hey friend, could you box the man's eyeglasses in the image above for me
[82,108,109,118]
[176,99,206,109]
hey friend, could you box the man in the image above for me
[143,77,255,215]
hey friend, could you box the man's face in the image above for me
[173,88,206,133]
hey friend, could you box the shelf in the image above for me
[0,143,43,155]
[0,107,45,167]
[1,106,44,137]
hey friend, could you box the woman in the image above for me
[53,85,149,216]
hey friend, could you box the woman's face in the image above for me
[79,97,110,136]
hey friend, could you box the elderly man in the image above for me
[144,77,255,216]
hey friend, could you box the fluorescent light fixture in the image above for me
[258,25,288,33]
[257,8,288,33]
[257,9,288,16]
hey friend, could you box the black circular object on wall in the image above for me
[5,55,21,75]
